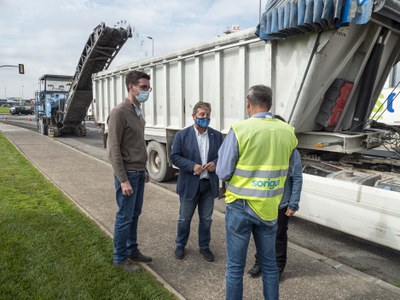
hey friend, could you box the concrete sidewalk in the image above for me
[1,123,399,300]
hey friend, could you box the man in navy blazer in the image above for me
[170,101,223,262]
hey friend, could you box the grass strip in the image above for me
[0,107,11,114]
[0,133,175,299]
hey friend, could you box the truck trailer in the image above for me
[92,0,400,251]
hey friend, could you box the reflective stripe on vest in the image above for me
[227,184,285,198]
[232,168,288,179]
[225,117,297,221]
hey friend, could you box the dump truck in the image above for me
[92,0,400,251]
[35,22,131,137]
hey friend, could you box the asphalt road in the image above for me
[2,114,400,289]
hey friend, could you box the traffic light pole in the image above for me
[0,64,24,74]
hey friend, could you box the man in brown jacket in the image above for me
[107,70,153,272]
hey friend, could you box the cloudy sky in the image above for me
[0,0,265,99]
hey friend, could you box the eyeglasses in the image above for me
[135,84,152,92]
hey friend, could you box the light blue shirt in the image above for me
[131,102,142,117]
[216,112,298,225]
[193,125,210,179]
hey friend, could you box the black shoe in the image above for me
[175,246,185,259]
[114,259,141,272]
[248,262,261,278]
[199,248,214,262]
[128,250,153,263]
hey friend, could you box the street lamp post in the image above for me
[147,36,154,56]
[21,85,24,104]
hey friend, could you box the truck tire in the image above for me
[48,127,60,137]
[146,141,175,182]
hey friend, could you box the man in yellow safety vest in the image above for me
[217,85,298,300]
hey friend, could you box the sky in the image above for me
[0,0,265,99]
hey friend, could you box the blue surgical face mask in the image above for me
[136,90,150,103]
[195,117,210,128]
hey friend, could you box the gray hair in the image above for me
[246,85,272,111]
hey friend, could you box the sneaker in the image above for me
[199,248,214,262]
[128,250,153,263]
[114,259,141,272]
[248,262,261,278]
[175,246,185,259]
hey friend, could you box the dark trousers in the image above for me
[276,207,290,272]
[255,207,290,272]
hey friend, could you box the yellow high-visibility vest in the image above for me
[225,117,298,221]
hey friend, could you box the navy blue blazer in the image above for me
[170,125,223,200]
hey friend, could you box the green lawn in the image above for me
[0,133,175,300]
[0,107,10,114]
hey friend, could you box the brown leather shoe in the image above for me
[114,259,141,272]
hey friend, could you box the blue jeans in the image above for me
[113,171,145,263]
[225,200,279,300]
[176,179,214,249]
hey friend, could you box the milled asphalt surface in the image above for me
[2,122,400,300]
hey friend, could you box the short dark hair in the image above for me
[125,70,150,91]
[192,101,211,115]
[246,85,272,111]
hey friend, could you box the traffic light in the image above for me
[18,64,24,74]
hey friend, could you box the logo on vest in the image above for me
[252,179,280,190]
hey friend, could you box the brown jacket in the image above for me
[107,98,147,182]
